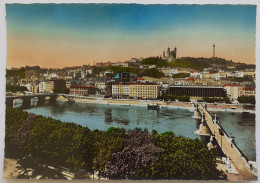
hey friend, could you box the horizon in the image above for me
[6,4,256,69]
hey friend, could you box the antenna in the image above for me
[213,43,215,58]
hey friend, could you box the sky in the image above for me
[5,4,256,69]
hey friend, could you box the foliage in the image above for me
[237,95,255,105]
[6,68,26,79]
[158,95,190,102]
[53,87,70,94]
[5,109,225,180]
[6,84,28,92]
[93,128,126,172]
[135,134,224,180]
[140,68,164,78]
[230,75,254,82]
[28,116,95,170]
[103,129,163,179]
[172,73,190,78]
[169,59,210,70]
[202,97,232,104]
[92,66,140,76]
[140,57,170,68]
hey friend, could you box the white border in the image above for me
[0,1,259,183]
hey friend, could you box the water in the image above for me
[13,99,256,161]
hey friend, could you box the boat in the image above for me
[147,104,160,110]
[67,98,75,103]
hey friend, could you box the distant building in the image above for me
[39,82,46,93]
[240,87,255,97]
[111,83,159,99]
[129,83,159,99]
[163,47,177,61]
[70,86,96,95]
[168,86,226,98]
[223,84,241,100]
[45,79,66,93]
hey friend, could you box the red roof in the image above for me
[187,77,194,80]
[137,78,145,80]
[209,71,217,74]
[190,71,197,73]
[243,87,255,90]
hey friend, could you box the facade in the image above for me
[38,82,46,93]
[111,83,159,99]
[163,47,177,61]
[129,84,159,99]
[70,86,96,95]
[168,86,226,98]
[45,79,66,93]
[239,87,255,97]
[112,84,129,98]
[223,84,242,100]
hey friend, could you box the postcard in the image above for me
[0,0,259,182]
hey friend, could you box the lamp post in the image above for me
[219,129,224,149]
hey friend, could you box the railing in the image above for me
[197,103,254,175]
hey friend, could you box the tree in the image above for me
[237,95,255,105]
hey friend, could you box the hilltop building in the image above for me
[163,47,177,61]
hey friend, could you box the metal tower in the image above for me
[213,43,215,58]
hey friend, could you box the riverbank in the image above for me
[57,96,255,114]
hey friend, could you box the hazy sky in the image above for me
[6,4,256,68]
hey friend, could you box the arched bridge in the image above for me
[6,93,58,108]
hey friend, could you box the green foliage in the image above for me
[140,57,170,68]
[93,128,126,171]
[53,87,70,94]
[6,85,28,92]
[158,95,190,102]
[141,68,164,78]
[93,66,140,76]
[230,75,254,82]
[5,108,29,142]
[135,135,223,180]
[202,97,231,104]
[6,68,26,79]
[237,95,255,105]
[28,116,95,170]
[169,59,210,70]
[5,109,225,180]
[172,73,190,78]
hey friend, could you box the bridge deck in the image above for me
[198,104,256,180]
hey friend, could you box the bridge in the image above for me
[6,93,58,108]
[194,103,257,180]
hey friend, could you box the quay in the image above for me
[194,103,257,180]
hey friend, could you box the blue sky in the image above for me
[6,4,256,68]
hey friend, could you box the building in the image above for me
[38,82,46,93]
[223,84,242,100]
[70,86,96,95]
[168,86,226,98]
[239,87,255,97]
[243,69,255,78]
[111,83,159,99]
[163,47,177,61]
[114,72,130,83]
[45,79,66,93]
[129,83,159,99]
[112,84,129,98]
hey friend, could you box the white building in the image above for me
[39,82,46,93]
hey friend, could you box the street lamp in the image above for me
[219,129,224,149]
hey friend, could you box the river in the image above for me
[13,99,256,161]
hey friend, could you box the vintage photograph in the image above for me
[3,3,258,181]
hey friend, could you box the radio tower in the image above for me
[213,43,215,58]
